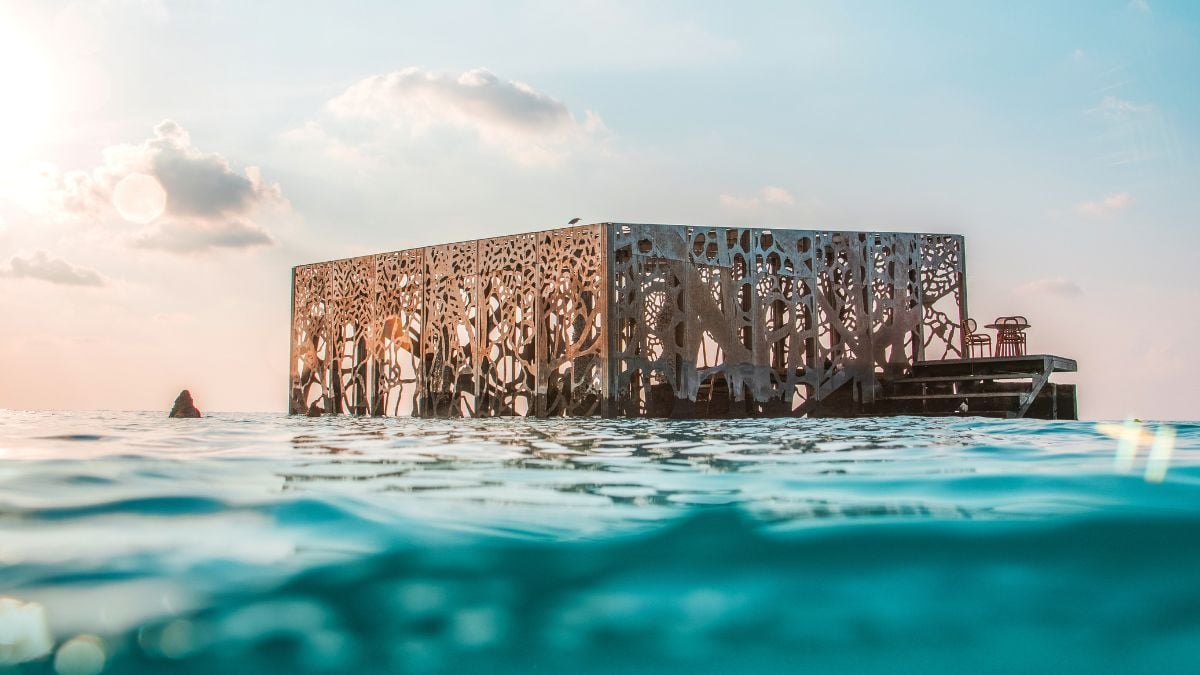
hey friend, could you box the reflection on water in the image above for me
[1,412,1199,673]
[279,416,983,519]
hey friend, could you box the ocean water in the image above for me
[0,412,1198,674]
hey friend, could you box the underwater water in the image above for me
[0,412,1198,674]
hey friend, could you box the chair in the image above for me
[994,315,1028,357]
[964,318,992,358]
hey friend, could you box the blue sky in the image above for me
[0,0,1196,418]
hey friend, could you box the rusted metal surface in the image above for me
[288,224,966,417]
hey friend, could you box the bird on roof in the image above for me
[567,217,581,225]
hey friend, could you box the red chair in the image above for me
[964,318,992,358]
[993,316,1029,357]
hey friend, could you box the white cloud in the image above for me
[1073,192,1133,216]
[1018,278,1083,297]
[148,121,282,220]
[291,67,609,167]
[133,220,273,253]
[719,185,796,209]
[329,67,571,136]
[1087,95,1151,119]
[1085,93,1162,167]
[761,186,795,205]
[280,121,375,168]
[8,120,282,253]
[1,251,104,287]
[1129,0,1150,13]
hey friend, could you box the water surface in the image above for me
[1,412,1198,673]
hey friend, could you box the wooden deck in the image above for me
[871,354,1078,420]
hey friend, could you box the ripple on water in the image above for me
[0,411,1197,673]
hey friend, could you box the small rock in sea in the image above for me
[169,390,202,418]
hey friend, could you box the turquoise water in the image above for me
[1,412,1198,674]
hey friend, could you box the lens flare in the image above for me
[1098,419,1176,483]
[112,172,167,224]
[1113,418,1142,472]
[1144,426,1176,484]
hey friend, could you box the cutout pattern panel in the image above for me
[607,225,965,415]
[421,241,479,416]
[373,249,424,416]
[538,226,607,416]
[478,234,538,416]
[289,224,965,417]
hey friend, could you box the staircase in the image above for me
[875,355,1078,420]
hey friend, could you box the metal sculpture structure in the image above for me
[289,224,966,417]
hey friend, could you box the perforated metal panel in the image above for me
[288,224,965,417]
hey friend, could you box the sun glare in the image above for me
[0,18,53,164]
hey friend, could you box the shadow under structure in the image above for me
[288,223,1077,419]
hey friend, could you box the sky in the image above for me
[0,0,1197,420]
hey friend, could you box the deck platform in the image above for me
[870,354,1078,420]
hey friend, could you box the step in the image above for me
[886,373,1040,385]
[911,354,1077,375]
[884,392,1025,401]
[870,411,1018,418]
